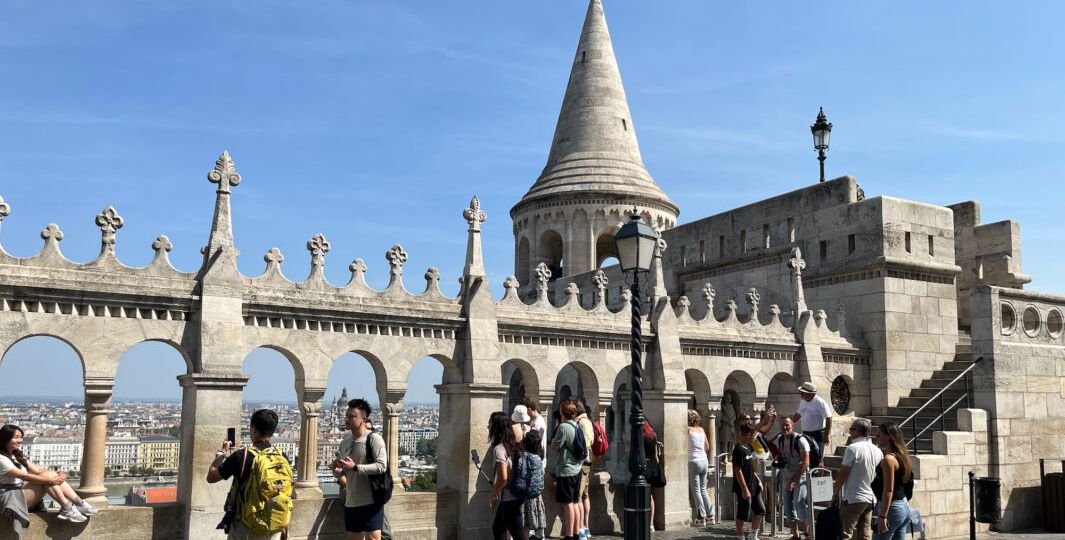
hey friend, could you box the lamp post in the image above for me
[614,210,659,540]
[811,106,833,182]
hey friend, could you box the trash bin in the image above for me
[972,476,1001,524]
[1041,459,1065,532]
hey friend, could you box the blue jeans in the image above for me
[688,458,714,519]
[783,478,809,524]
[873,500,911,540]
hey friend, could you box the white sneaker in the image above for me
[75,501,98,516]
[58,506,87,523]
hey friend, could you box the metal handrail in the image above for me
[900,356,983,453]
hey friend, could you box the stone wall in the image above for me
[908,408,993,538]
[971,285,1065,530]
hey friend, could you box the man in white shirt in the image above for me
[832,418,883,540]
[792,382,832,467]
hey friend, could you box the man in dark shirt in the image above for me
[733,424,764,540]
[206,409,288,540]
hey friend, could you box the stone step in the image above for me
[909,387,968,399]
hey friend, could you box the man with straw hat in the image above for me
[793,382,832,468]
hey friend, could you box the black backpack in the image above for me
[775,432,821,470]
[570,421,589,463]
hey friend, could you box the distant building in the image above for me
[317,437,341,468]
[138,435,179,472]
[23,437,82,473]
[398,428,438,456]
[270,437,299,465]
[105,435,140,473]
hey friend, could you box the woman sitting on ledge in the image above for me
[0,424,97,534]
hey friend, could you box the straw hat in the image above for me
[511,404,531,423]
[797,382,818,394]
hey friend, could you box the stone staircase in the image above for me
[824,332,976,471]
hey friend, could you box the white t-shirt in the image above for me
[0,454,27,487]
[840,437,884,504]
[797,395,832,432]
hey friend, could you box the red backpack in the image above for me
[591,419,609,456]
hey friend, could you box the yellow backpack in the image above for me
[235,446,293,536]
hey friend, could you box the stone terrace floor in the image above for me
[575,522,1065,540]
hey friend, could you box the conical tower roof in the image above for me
[512,0,678,218]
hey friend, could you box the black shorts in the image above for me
[344,503,384,532]
[556,474,581,504]
[735,488,765,521]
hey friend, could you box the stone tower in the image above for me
[510,0,679,286]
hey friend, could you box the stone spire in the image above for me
[204,150,241,259]
[512,0,678,217]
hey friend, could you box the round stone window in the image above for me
[830,376,851,415]
[1048,309,1063,339]
[1023,306,1041,337]
[1000,303,1016,335]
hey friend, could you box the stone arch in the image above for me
[0,333,86,377]
[595,225,621,268]
[553,361,600,413]
[723,370,757,417]
[326,350,389,409]
[685,368,712,414]
[537,229,564,280]
[501,358,540,414]
[242,346,302,406]
[516,236,531,286]
[120,338,194,375]
[112,341,188,487]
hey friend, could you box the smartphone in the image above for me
[470,449,481,466]
[226,428,237,446]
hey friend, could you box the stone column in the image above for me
[177,373,248,540]
[294,388,325,499]
[77,377,113,505]
[436,383,508,540]
[382,390,405,485]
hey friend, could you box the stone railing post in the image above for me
[382,390,405,485]
[78,377,114,505]
[295,388,325,499]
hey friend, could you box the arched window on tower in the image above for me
[595,226,620,268]
[516,237,531,286]
[537,230,564,280]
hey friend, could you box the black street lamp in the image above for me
[614,210,659,540]
[811,106,833,182]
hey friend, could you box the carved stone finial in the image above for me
[41,223,63,242]
[307,233,331,267]
[152,235,173,253]
[425,267,440,284]
[0,195,10,222]
[703,283,716,304]
[349,258,367,275]
[726,297,739,313]
[788,246,806,273]
[264,247,284,265]
[463,195,488,231]
[746,288,761,312]
[593,270,609,290]
[678,296,691,308]
[815,309,828,324]
[770,304,781,316]
[535,262,552,291]
[95,206,124,247]
[504,276,519,290]
[566,282,580,298]
[656,236,668,254]
[386,244,408,274]
[208,150,242,193]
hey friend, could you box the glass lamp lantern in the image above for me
[614,212,659,273]
[811,106,832,151]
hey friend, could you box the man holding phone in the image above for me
[207,409,292,540]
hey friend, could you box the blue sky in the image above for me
[0,1,1062,404]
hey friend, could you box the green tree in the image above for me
[416,438,438,461]
[410,470,436,492]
